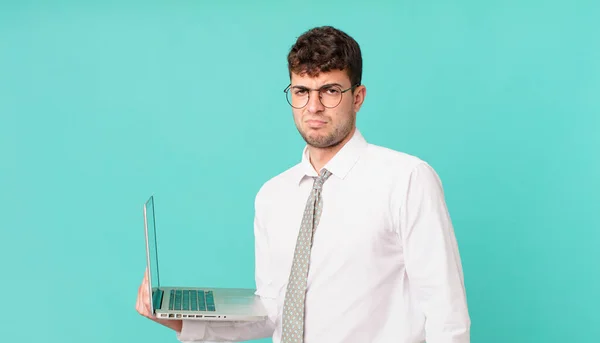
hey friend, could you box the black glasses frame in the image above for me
[283,83,360,109]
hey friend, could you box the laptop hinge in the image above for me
[152,289,164,311]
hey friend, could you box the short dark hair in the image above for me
[287,26,362,86]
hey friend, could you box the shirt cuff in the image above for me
[176,320,207,342]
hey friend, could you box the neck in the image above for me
[308,127,356,172]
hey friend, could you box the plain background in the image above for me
[1,1,598,342]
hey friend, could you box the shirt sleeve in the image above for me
[176,190,279,342]
[399,162,471,343]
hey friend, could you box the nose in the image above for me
[306,90,325,114]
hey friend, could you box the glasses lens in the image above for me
[320,86,343,108]
[286,87,309,108]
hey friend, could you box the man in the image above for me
[136,25,471,342]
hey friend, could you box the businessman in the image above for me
[136,25,471,343]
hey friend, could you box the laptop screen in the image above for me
[144,196,161,307]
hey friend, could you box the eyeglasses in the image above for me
[283,83,359,109]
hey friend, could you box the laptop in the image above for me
[143,195,268,321]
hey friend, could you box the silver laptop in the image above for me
[143,195,268,321]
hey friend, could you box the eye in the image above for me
[323,87,341,95]
[294,88,308,96]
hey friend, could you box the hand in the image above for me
[135,267,183,332]
[135,267,155,319]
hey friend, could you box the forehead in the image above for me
[290,69,350,87]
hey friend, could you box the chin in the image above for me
[306,134,341,149]
[305,131,327,141]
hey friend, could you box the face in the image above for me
[289,69,366,149]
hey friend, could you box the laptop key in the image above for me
[175,290,182,311]
[183,291,190,311]
[198,290,207,311]
[169,290,175,310]
[190,290,198,311]
[206,291,216,311]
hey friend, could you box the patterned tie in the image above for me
[281,168,332,343]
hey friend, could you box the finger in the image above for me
[140,289,151,316]
[136,289,144,314]
[144,294,152,315]
[136,299,143,316]
[142,272,149,289]
[139,268,154,318]
[136,279,147,315]
[142,285,148,303]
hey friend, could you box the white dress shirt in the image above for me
[177,129,470,343]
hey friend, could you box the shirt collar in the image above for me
[296,128,368,185]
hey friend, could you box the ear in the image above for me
[353,85,367,112]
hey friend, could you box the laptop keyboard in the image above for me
[169,290,216,312]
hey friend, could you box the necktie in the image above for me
[281,168,332,343]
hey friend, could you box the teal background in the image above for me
[1,1,598,342]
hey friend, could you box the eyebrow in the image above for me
[291,82,344,89]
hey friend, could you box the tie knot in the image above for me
[313,169,332,191]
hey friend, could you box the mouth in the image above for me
[305,119,327,129]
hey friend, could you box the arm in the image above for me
[174,192,278,342]
[400,162,471,343]
[135,268,183,332]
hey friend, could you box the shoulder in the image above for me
[365,143,434,176]
[361,142,445,195]
[254,162,302,210]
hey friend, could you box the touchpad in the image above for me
[223,296,253,305]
